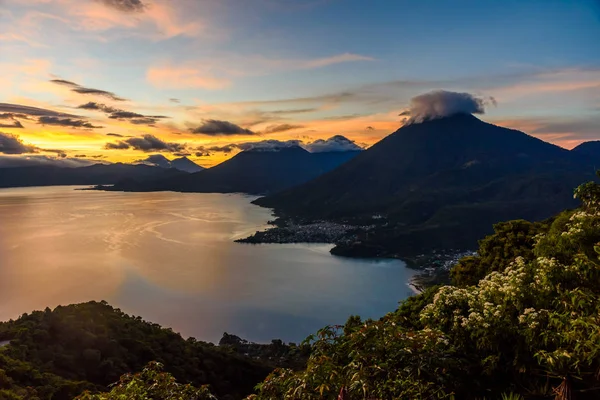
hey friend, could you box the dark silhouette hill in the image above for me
[255,114,594,256]
[108,146,361,195]
[171,156,204,173]
[0,163,186,189]
[571,140,600,158]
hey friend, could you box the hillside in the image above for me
[106,147,361,195]
[248,178,600,399]
[0,302,277,399]
[255,114,595,256]
[0,163,187,189]
[572,140,600,158]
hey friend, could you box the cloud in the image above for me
[304,135,363,153]
[146,52,372,90]
[0,132,38,154]
[43,148,68,158]
[0,120,24,128]
[106,132,127,137]
[105,141,130,150]
[237,139,302,152]
[97,0,146,13]
[298,53,374,69]
[0,155,97,168]
[365,126,375,130]
[401,90,496,124]
[50,79,126,101]
[262,124,304,134]
[196,144,238,154]
[269,108,318,115]
[129,117,161,125]
[105,134,185,152]
[38,116,103,129]
[169,98,180,103]
[78,101,117,112]
[190,119,255,136]
[147,66,231,90]
[78,102,167,126]
[0,103,76,118]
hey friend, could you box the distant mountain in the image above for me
[571,141,600,158]
[170,156,204,173]
[107,146,361,195]
[138,154,204,173]
[255,114,595,256]
[0,163,187,188]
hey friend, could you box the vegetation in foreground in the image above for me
[0,303,306,399]
[1,179,600,399]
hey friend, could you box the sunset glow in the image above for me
[1,0,599,167]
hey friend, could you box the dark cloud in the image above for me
[0,132,38,154]
[173,152,191,157]
[78,102,166,126]
[196,144,239,154]
[108,111,144,119]
[0,113,27,128]
[106,133,126,137]
[304,135,363,153]
[51,79,126,101]
[0,120,24,128]
[97,0,146,12]
[262,124,304,134]
[78,102,118,113]
[105,134,185,152]
[38,116,102,129]
[190,120,255,136]
[0,103,76,118]
[105,142,131,150]
[0,155,97,168]
[237,139,302,152]
[0,113,30,120]
[403,90,496,124]
[169,98,181,103]
[129,117,160,125]
[43,149,68,158]
[365,126,375,130]
[195,151,210,157]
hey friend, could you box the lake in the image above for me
[0,186,416,343]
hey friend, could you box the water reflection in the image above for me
[0,186,415,342]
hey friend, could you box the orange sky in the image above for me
[1,0,599,168]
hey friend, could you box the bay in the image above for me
[0,186,416,343]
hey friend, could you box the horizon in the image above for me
[1,0,599,169]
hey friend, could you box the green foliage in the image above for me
[218,333,309,370]
[250,180,600,399]
[450,219,549,286]
[0,352,93,400]
[0,302,271,399]
[393,285,441,329]
[75,362,216,400]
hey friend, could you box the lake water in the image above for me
[0,186,416,343]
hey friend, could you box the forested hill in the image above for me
[0,301,305,400]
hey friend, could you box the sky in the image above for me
[1,0,599,167]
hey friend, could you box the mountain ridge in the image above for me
[253,114,595,256]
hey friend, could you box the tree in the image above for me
[75,362,216,400]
